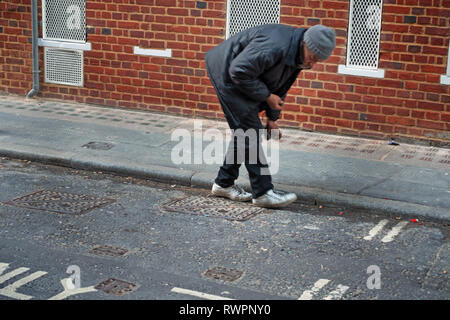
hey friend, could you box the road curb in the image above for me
[189,170,450,222]
[1,147,449,222]
[0,148,195,187]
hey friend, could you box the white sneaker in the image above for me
[211,183,252,202]
[252,189,297,208]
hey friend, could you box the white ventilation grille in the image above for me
[44,48,84,87]
[226,0,281,39]
[42,0,86,43]
[347,0,383,69]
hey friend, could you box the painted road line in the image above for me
[381,221,409,243]
[1,262,98,300]
[364,219,389,241]
[0,264,30,284]
[48,277,97,300]
[0,263,9,275]
[323,284,350,300]
[298,279,331,300]
[0,270,47,300]
[171,287,234,300]
[303,225,320,230]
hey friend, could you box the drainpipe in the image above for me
[26,0,39,98]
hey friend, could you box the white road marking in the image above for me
[0,263,9,275]
[0,262,99,300]
[364,219,389,241]
[298,279,330,300]
[381,221,409,243]
[0,270,47,300]
[0,266,30,284]
[303,225,320,230]
[171,287,234,300]
[323,284,350,300]
[48,277,97,300]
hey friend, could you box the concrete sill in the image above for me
[133,47,172,58]
[338,65,385,79]
[38,39,91,51]
[440,75,450,85]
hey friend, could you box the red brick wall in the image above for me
[0,0,32,95]
[1,0,449,145]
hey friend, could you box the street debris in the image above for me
[389,139,400,146]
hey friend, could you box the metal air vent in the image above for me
[44,48,84,87]
[346,0,383,69]
[42,0,86,43]
[226,0,281,39]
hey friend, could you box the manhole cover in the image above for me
[82,141,115,150]
[89,245,128,257]
[4,190,115,215]
[95,278,137,296]
[159,196,264,221]
[203,266,243,282]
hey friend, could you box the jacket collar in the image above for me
[285,28,307,68]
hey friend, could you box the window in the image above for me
[41,0,87,87]
[338,0,385,78]
[42,0,86,43]
[441,43,450,85]
[226,0,281,39]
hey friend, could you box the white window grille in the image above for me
[44,48,84,87]
[42,0,86,43]
[226,0,281,39]
[338,0,385,78]
[42,0,86,87]
[441,43,450,85]
[447,45,450,77]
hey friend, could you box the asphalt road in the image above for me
[0,157,448,304]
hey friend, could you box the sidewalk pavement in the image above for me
[0,92,449,221]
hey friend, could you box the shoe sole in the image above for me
[252,196,297,208]
[211,192,252,202]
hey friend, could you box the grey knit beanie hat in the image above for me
[304,25,336,61]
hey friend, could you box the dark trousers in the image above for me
[215,110,274,199]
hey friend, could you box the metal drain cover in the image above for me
[159,196,264,221]
[4,190,115,215]
[95,278,137,296]
[89,245,128,257]
[203,266,243,282]
[82,141,115,150]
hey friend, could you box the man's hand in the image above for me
[266,120,282,140]
[266,94,284,111]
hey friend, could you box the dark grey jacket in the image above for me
[205,24,306,128]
